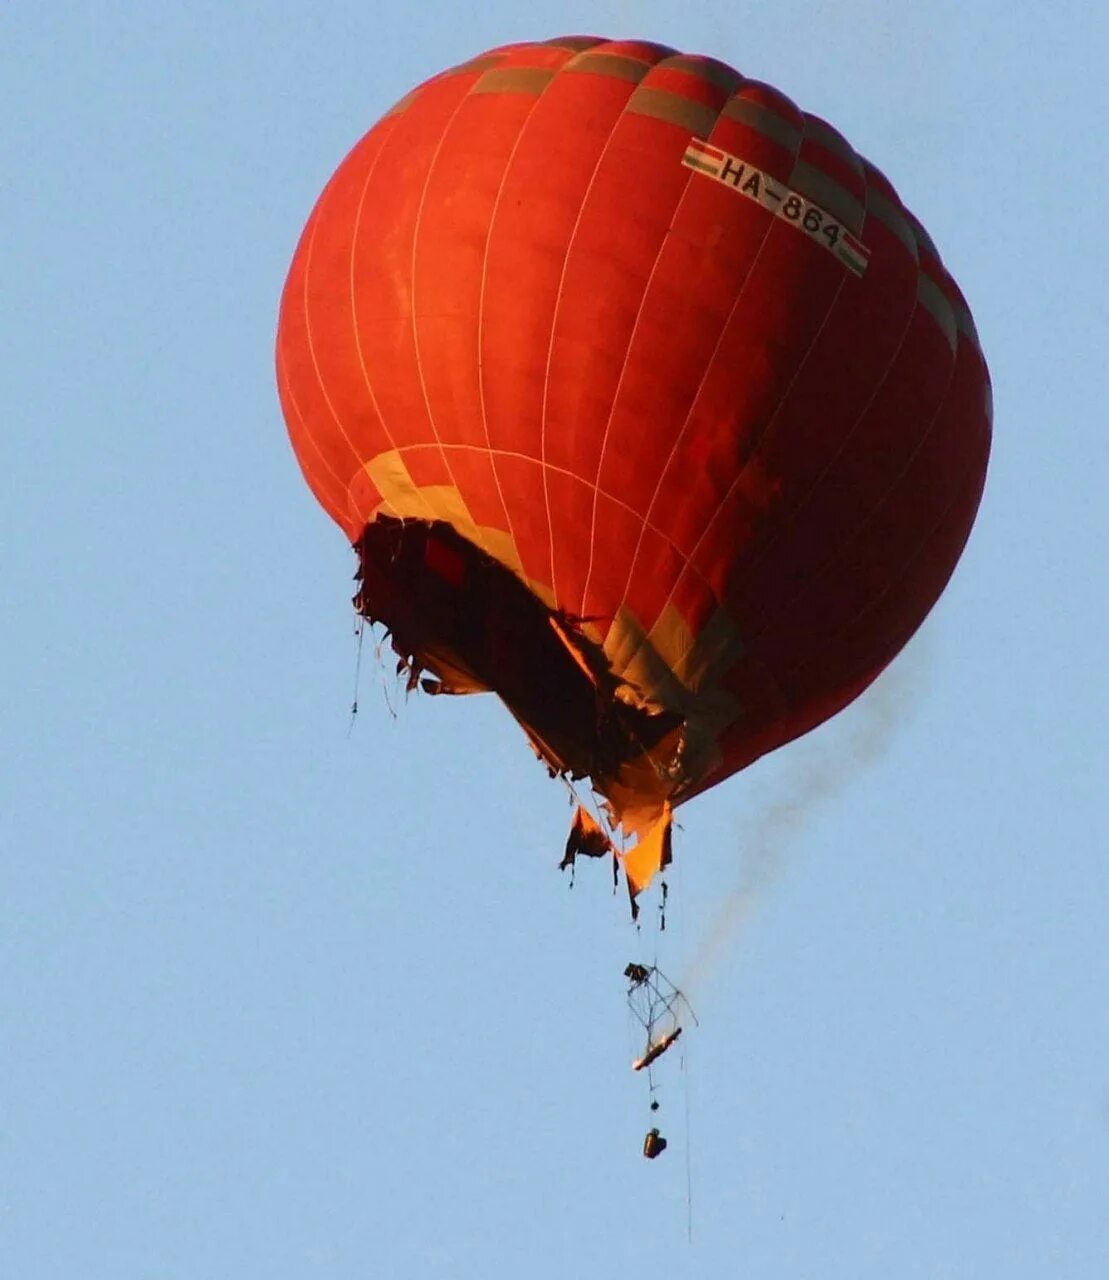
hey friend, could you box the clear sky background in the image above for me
[4,2,1107,1276]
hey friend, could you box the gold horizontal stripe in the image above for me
[442,54,504,76]
[660,55,743,95]
[627,85,718,136]
[721,96,801,150]
[864,189,918,260]
[566,51,651,84]
[544,35,604,52]
[790,158,865,234]
[383,90,418,118]
[917,273,957,352]
[473,66,556,95]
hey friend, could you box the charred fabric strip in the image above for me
[560,806,614,871]
[354,517,681,786]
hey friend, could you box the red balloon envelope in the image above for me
[276,37,991,900]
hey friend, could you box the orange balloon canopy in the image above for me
[276,37,991,896]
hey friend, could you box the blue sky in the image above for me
[3,2,1107,1276]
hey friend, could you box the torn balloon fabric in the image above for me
[561,806,615,873]
[276,37,991,904]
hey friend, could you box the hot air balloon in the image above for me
[276,36,991,909]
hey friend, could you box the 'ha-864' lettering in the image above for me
[682,138,870,277]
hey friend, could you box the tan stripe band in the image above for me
[917,273,957,351]
[864,190,918,260]
[544,36,604,52]
[801,115,862,177]
[566,52,652,84]
[790,159,865,234]
[952,301,980,347]
[905,210,942,265]
[628,86,718,136]
[443,55,504,76]
[383,90,418,118]
[473,67,556,95]
[721,97,801,150]
[660,55,743,95]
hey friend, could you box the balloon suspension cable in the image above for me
[625,960,698,1167]
[557,771,589,814]
[683,1047,694,1245]
[347,615,366,736]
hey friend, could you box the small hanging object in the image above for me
[625,964,697,1065]
[643,1128,668,1159]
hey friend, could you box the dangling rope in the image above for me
[682,1047,694,1244]
[347,617,366,737]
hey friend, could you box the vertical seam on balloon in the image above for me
[276,338,355,519]
[300,196,387,515]
[537,85,642,607]
[719,297,922,606]
[623,159,920,665]
[474,75,566,583]
[576,98,731,615]
[282,209,347,513]
[746,337,962,650]
[663,268,849,608]
[716,186,930,606]
[607,104,806,654]
[348,114,430,522]
[410,87,494,555]
[278,342,343,501]
[781,435,980,686]
[650,121,851,549]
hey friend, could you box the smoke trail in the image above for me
[680,634,932,998]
